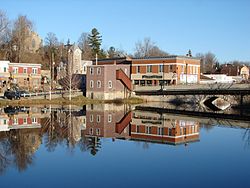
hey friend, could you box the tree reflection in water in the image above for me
[0,104,250,174]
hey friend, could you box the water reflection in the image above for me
[0,103,250,174]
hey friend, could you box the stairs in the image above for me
[116,111,132,134]
[116,69,132,91]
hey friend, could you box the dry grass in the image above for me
[0,96,144,106]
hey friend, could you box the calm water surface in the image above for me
[0,104,250,188]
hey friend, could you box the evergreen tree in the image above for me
[88,28,102,58]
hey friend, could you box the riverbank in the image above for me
[0,95,144,106]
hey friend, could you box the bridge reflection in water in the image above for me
[0,103,250,173]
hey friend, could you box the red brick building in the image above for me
[86,64,131,100]
[9,62,41,90]
[130,110,200,145]
[95,56,200,90]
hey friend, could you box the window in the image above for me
[180,127,183,135]
[146,126,151,134]
[168,128,172,136]
[137,66,140,73]
[136,125,140,133]
[13,118,18,125]
[97,67,101,75]
[3,67,7,72]
[90,67,94,75]
[89,128,93,135]
[146,80,152,86]
[108,114,112,122]
[147,65,152,73]
[23,118,27,124]
[90,80,94,88]
[97,115,101,123]
[13,67,18,74]
[108,80,112,88]
[23,68,27,74]
[90,114,94,122]
[32,117,37,123]
[96,128,100,135]
[3,119,7,125]
[134,80,139,85]
[158,127,164,135]
[170,65,173,71]
[32,68,37,74]
[159,65,163,73]
[97,80,101,88]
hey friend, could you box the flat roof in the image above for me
[97,55,200,62]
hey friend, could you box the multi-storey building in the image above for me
[131,110,200,145]
[24,31,42,53]
[9,62,41,90]
[85,104,131,139]
[86,64,131,100]
[95,55,200,90]
[0,60,10,88]
[0,60,42,91]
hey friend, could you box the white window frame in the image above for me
[23,118,27,124]
[32,117,37,123]
[97,67,101,75]
[108,114,112,122]
[108,80,112,88]
[32,68,37,74]
[13,67,18,74]
[89,128,93,135]
[90,80,94,88]
[90,67,94,75]
[13,118,18,125]
[90,114,94,122]
[97,80,101,88]
[23,68,27,74]
[96,128,100,136]
[157,127,164,135]
[147,65,152,73]
[159,65,163,73]
[136,66,140,73]
[97,115,101,123]
[146,126,151,134]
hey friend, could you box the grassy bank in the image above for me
[0,96,144,106]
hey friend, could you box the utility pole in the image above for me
[95,53,98,65]
[185,61,188,85]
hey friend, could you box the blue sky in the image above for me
[1,0,250,62]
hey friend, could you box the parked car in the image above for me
[4,90,21,100]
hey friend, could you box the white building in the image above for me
[200,74,236,84]
[0,60,10,85]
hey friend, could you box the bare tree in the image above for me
[45,32,58,48]
[196,52,218,73]
[0,10,10,45]
[12,15,33,63]
[134,37,168,58]
[78,32,92,60]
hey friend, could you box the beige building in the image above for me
[68,44,82,74]
[240,65,249,80]
[24,31,42,53]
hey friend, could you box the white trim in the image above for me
[132,63,200,67]
[131,132,199,138]
[9,62,41,68]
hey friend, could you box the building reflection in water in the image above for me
[131,110,200,145]
[0,104,201,174]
